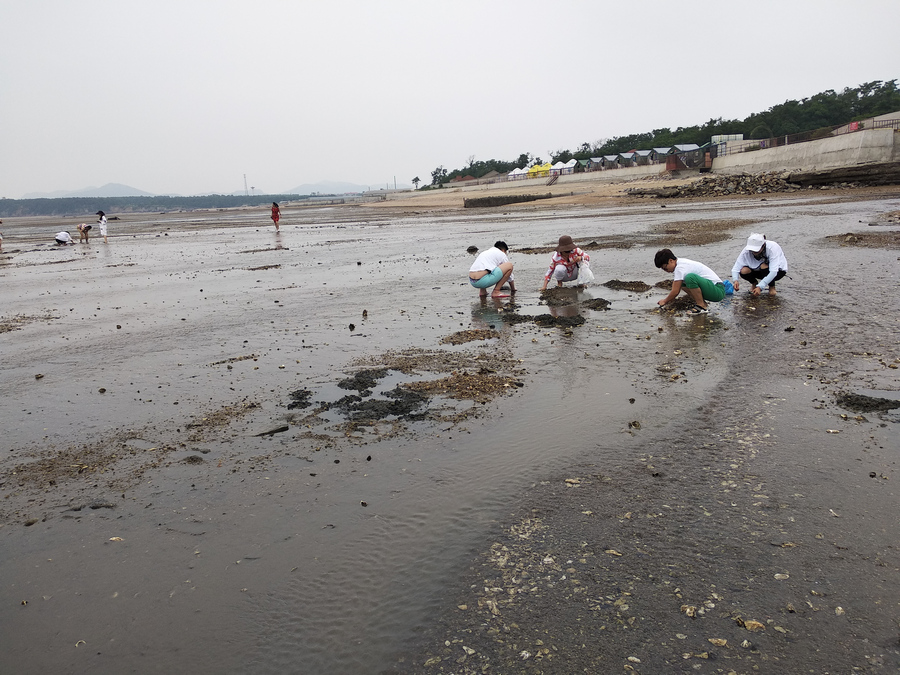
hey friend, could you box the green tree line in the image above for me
[0,194,307,219]
[430,80,899,184]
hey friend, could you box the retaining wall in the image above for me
[712,128,898,175]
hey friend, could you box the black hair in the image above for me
[654,248,676,269]
[272,202,279,207]
[494,240,508,251]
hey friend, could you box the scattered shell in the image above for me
[35,373,44,380]
[742,619,765,631]
[835,606,845,615]
[109,536,124,542]
[681,604,697,617]
[774,573,789,580]
[708,638,727,647]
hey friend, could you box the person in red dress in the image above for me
[271,202,281,231]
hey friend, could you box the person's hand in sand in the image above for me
[655,248,726,315]
[468,241,515,298]
[540,235,589,291]
[731,233,788,298]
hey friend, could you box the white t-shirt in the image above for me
[56,231,74,243]
[470,247,514,280]
[674,258,721,283]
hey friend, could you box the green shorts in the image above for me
[682,273,726,302]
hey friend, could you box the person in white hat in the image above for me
[731,233,788,297]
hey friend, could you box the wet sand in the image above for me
[1,188,899,674]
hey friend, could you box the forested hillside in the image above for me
[433,80,900,184]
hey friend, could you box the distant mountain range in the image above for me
[20,179,402,200]
[23,183,157,199]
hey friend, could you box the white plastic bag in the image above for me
[578,260,595,286]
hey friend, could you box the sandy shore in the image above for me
[1,185,899,673]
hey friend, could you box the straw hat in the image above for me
[556,235,576,252]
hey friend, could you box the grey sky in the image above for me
[2,0,898,198]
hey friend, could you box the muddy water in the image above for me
[1,195,898,673]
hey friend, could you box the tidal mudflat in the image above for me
[1,191,899,674]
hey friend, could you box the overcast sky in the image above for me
[2,0,898,198]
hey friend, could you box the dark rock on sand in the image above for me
[337,368,389,392]
[534,314,586,328]
[287,388,314,410]
[835,392,900,413]
[603,279,652,293]
[582,298,611,311]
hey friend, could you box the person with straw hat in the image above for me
[540,235,590,291]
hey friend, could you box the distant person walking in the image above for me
[55,231,75,245]
[97,211,108,243]
[271,202,281,231]
[731,233,788,297]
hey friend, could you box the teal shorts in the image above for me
[470,267,503,289]
[682,273,726,302]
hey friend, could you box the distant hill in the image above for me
[287,180,376,195]
[23,183,156,199]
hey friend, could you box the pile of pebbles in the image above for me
[627,172,862,198]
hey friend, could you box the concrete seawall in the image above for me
[712,127,899,175]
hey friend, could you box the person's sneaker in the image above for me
[687,304,709,315]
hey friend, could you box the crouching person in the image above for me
[732,233,788,297]
[468,241,516,298]
[655,248,725,315]
[540,235,590,291]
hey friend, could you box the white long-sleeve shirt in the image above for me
[731,240,787,290]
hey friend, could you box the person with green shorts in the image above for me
[654,248,725,315]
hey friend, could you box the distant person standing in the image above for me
[55,231,75,245]
[271,202,281,231]
[731,233,788,297]
[97,210,108,243]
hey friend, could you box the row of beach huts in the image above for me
[448,142,724,184]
